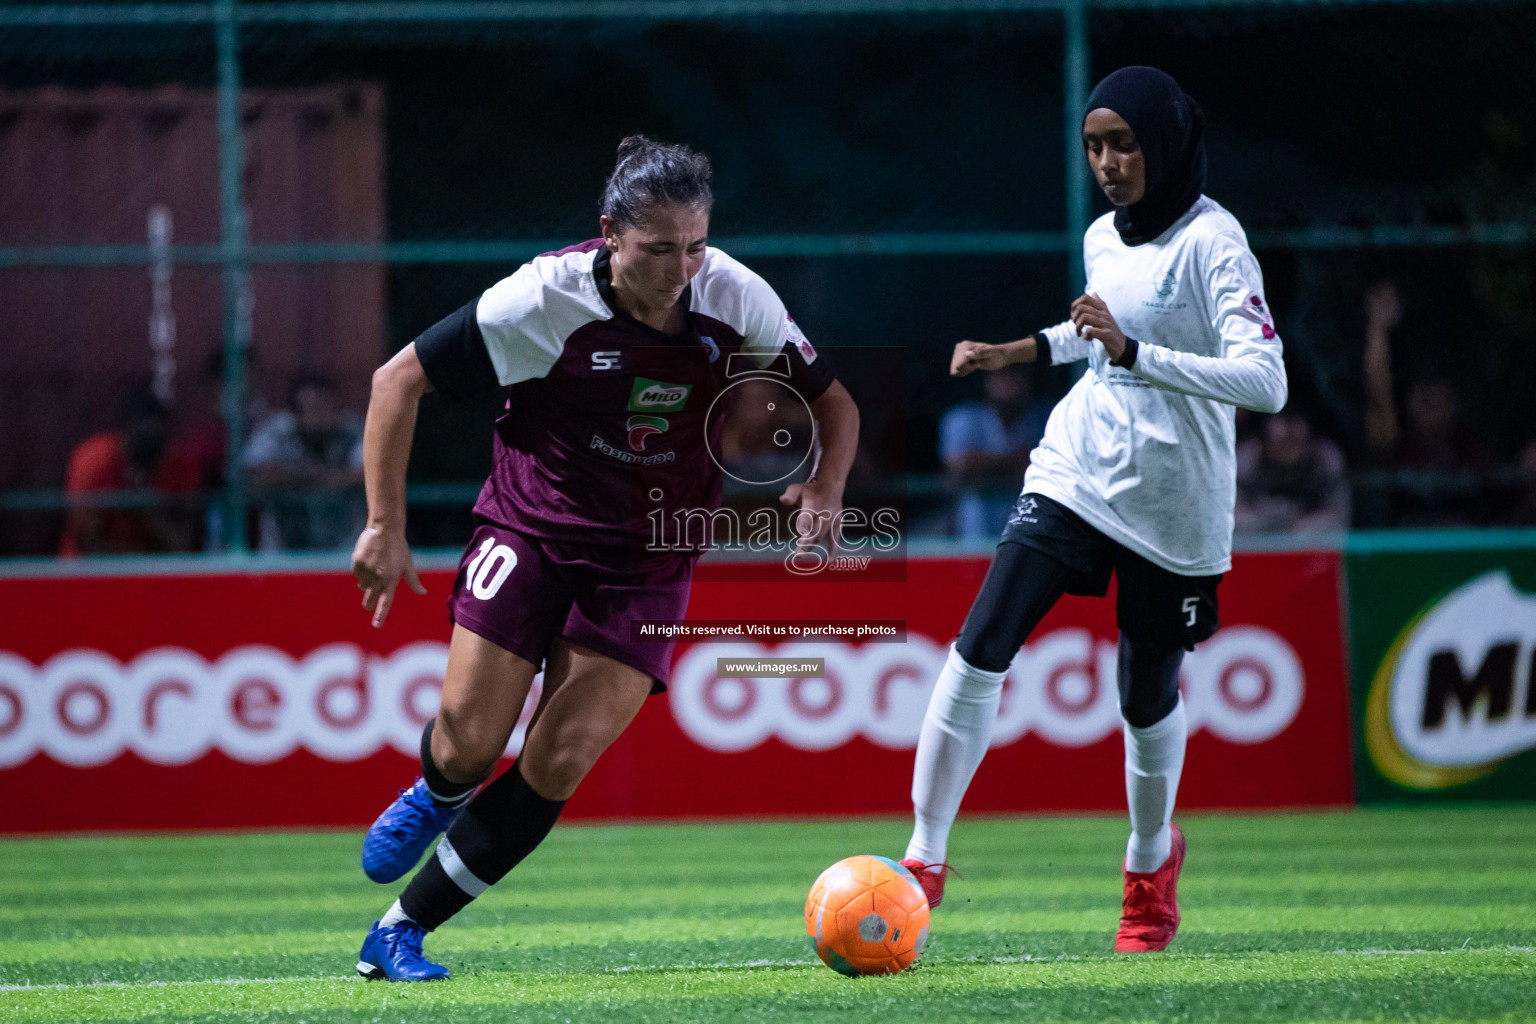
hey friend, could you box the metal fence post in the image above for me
[1062,0,1089,299]
[215,0,249,552]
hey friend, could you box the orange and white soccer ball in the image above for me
[804,855,930,976]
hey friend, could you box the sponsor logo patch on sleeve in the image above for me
[1237,293,1278,338]
[1237,293,1273,325]
[786,315,817,364]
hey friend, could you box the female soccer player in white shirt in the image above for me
[899,66,1287,952]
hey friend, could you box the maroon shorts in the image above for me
[447,522,692,692]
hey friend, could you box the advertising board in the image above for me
[0,551,1352,831]
[1347,546,1536,802]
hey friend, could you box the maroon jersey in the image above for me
[414,240,832,570]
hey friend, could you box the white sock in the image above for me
[379,899,413,928]
[1123,699,1187,874]
[904,645,1007,867]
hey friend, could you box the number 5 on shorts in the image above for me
[464,537,518,600]
[1181,596,1199,627]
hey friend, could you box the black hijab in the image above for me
[1084,67,1206,246]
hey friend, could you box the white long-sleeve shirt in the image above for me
[1023,196,1287,575]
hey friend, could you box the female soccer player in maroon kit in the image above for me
[350,136,860,980]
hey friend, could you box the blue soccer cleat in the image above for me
[361,778,469,883]
[356,919,449,981]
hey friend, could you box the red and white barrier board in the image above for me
[0,552,1352,832]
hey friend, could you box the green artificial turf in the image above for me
[2,807,1533,1022]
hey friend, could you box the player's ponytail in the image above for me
[615,135,653,163]
[601,135,713,229]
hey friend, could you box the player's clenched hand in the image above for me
[950,341,1011,377]
[779,478,844,554]
[1070,293,1128,362]
[351,525,427,628]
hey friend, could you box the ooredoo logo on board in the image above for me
[0,625,1306,769]
[669,627,1305,753]
[0,643,484,768]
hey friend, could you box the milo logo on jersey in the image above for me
[629,377,692,413]
[1362,570,1536,793]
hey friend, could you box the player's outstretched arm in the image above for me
[352,342,432,627]
[780,379,860,552]
[950,337,1040,377]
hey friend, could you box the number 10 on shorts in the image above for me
[465,538,518,600]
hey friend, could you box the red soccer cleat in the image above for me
[899,859,962,909]
[1115,823,1186,952]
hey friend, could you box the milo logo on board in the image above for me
[629,377,692,412]
[1365,571,1536,789]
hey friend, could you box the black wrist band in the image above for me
[1112,336,1140,369]
[1033,330,1053,366]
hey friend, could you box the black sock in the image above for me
[419,720,478,807]
[398,760,565,931]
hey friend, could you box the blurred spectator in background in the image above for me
[720,377,816,485]
[1234,411,1349,533]
[244,373,365,551]
[1497,439,1536,525]
[1362,282,1490,525]
[59,391,201,555]
[940,361,1049,540]
[180,344,274,550]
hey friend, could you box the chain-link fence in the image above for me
[2,0,1533,556]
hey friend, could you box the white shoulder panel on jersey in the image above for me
[476,248,611,386]
[690,247,791,367]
